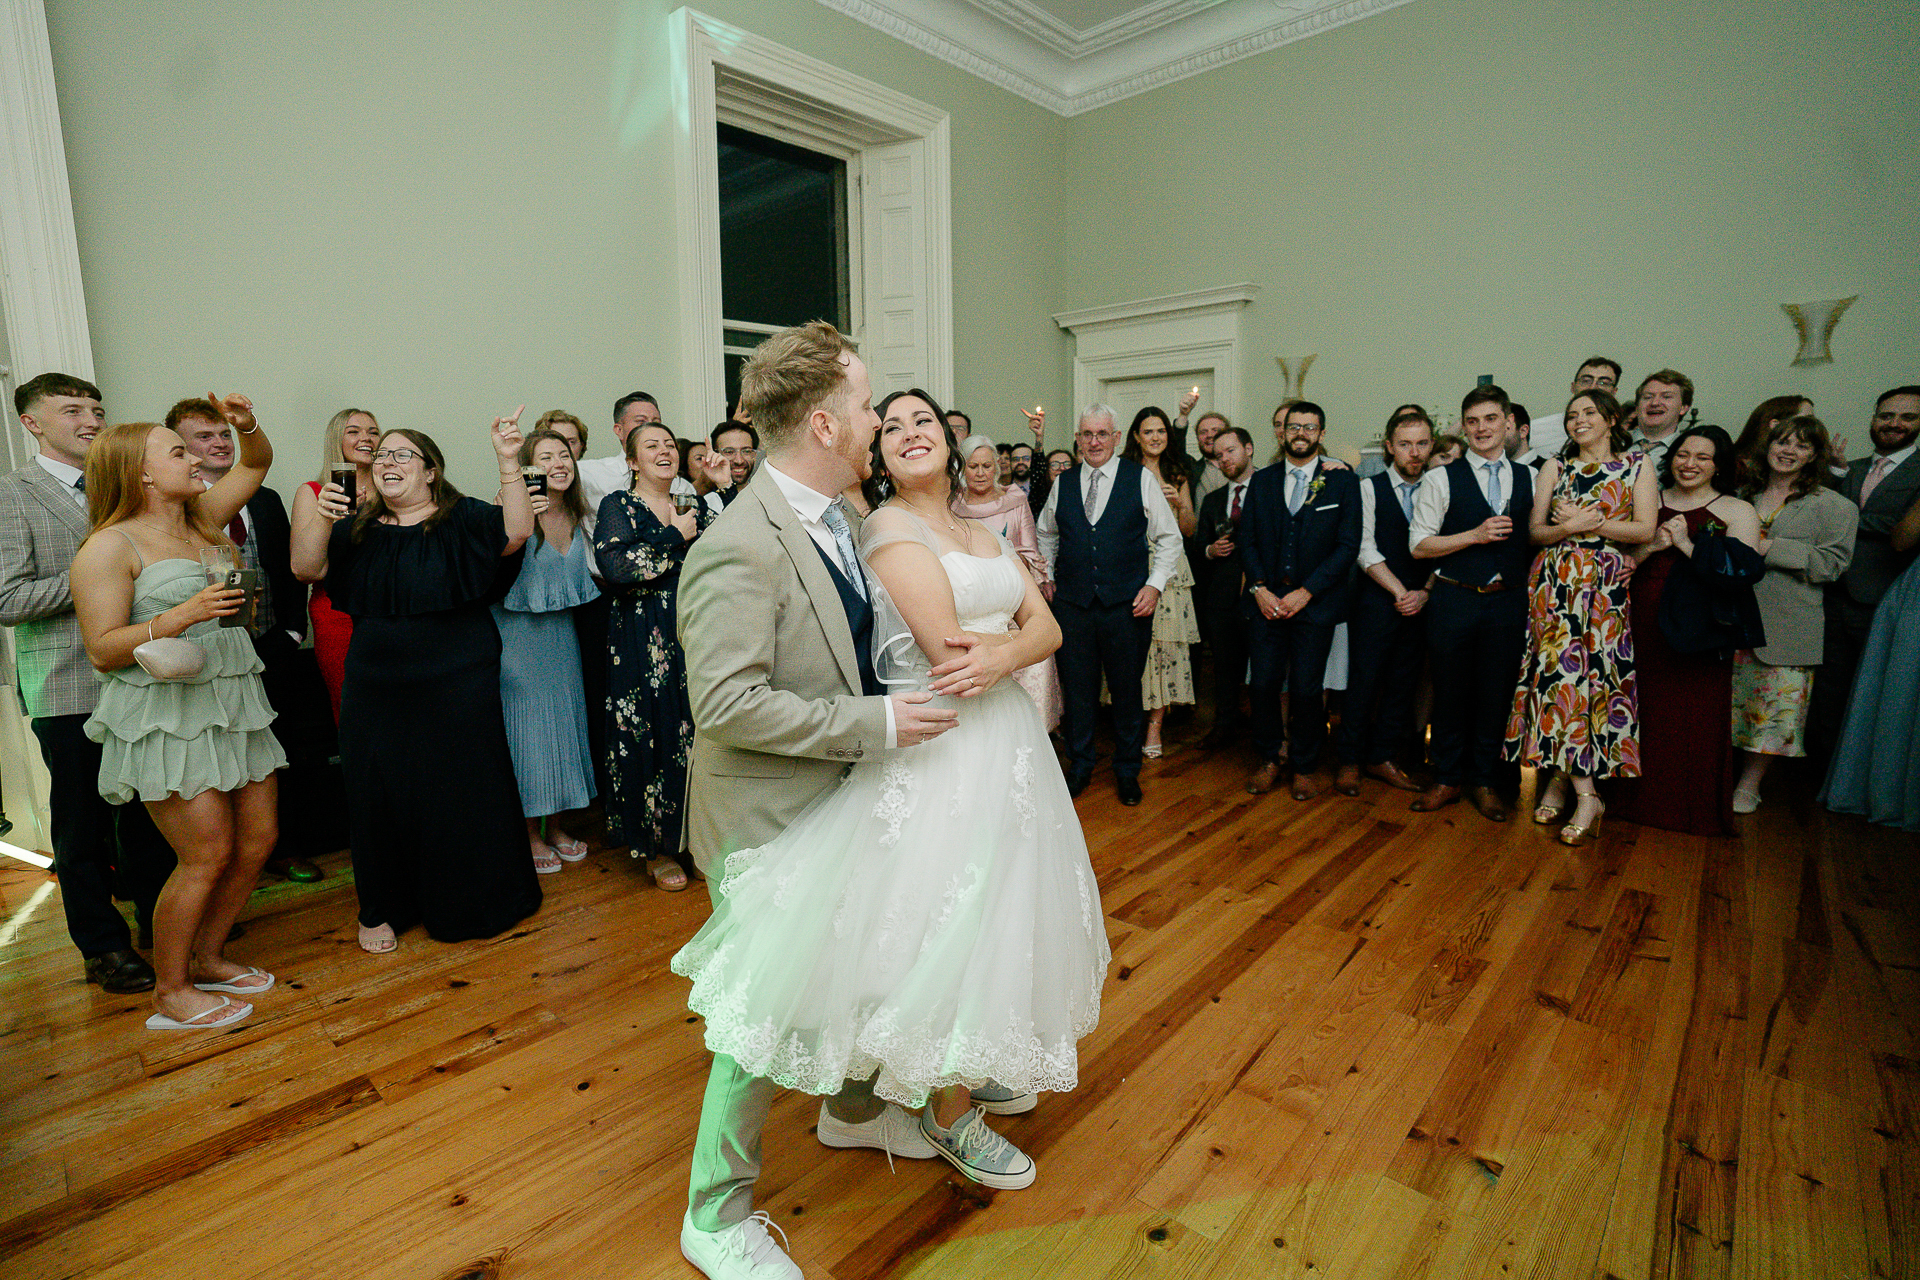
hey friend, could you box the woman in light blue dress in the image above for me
[70,400,288,1032]
[494,429,599,873]
[1821,491,1920,829]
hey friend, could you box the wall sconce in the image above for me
[1275,354,1317,401]
[1781,296,1857,367]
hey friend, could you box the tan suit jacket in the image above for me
[0,461,98,718]
[1755,486,1857,667]
[677,467,889,879]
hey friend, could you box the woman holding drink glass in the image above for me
[291,412,540,951]
[493,429,600,873]
[594,422,714,891]
[69,396,287,1030]
[291,408,380,720]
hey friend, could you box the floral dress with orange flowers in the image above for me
[1504,454,1644,777]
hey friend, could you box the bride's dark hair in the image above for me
[865,388,964,508]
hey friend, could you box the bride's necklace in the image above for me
[897,496,968,547]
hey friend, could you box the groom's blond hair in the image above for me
[738,321,858,451]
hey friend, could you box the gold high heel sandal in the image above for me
[1558,795,1605,846]
[1533,778,1571,825]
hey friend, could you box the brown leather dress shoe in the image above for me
[1292,770,1328,801]
[1247,762,1282,795]
[1333,764,1362,796]
[1364,761,1423,792]
[1410,783,1461,812]
[1467,785,1511,822]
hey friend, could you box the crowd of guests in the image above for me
[5,358,1918,1030]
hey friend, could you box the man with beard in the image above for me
[1628,369,1694,470]
[1193,426,1257,749]
[1812,385,1920,757]
[1409,385,1533,822]
[1331,409,1435,795]
[1238,402,1360,799]
[1009,442,1035,490]
[1191,411,1231,503]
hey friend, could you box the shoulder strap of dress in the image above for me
[111,524,147,571]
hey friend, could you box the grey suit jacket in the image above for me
[1754,487,1857,667]
[0,461,97,718]
[1836,452,1920,606]
[677,467,890,879]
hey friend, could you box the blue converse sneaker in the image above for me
[919,1105,1036,1189]
[969,1082,1038,1115]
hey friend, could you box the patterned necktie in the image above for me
[1229,483,1243,521]
[821,500,867,599]
[227,513,248,546]
[1483,461,1503,511]
[1398,482,1414,520]
[1287,469,1305,515]
[1860,455,1894,509]
[1084,468,1103,521]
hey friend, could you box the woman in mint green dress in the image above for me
[71,399,287,1032]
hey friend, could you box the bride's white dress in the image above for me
[670,512,1109,1108]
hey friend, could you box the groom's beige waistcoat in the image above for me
[678,467,890,878]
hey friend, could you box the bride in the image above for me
[672,387,1109,1190]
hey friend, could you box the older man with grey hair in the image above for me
[1037,403,1183,805]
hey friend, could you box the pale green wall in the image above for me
[41,0,1071,496]
[1059,0,1920,458]
[42,0,1919,485]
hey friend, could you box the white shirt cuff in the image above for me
[883,694,897,749]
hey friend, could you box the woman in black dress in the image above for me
[291,413,540,951]
[594,422,714,891]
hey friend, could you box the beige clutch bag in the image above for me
[132,636,206,681]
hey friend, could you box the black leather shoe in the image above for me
[1066,771,1092,799]
[84,949,156,994]
[1117,777,1143,806]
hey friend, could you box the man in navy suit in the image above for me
[1238,401,1361,800]
[1409,385,1535,823]
[1332,408,1435,796]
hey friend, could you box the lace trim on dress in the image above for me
[873,759,916,848]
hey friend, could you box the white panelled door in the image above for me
[859,139,928,400]
[1098,370,1215,436]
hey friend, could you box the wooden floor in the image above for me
[2,738,1916,1280]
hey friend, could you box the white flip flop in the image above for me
[146,995,252,1031]
[193,965,275,995]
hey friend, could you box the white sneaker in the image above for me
[815,1101,937,1158]
[680,1210,803,1280]
[969,1082,1038,1115]
[1733,788,1761,815]
[920,1105,1037,1190]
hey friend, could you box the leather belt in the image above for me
[1433,575,1509,594]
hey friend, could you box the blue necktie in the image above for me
[1288,469,1305,515]
[821,501,867,599]
[1397,482,1414,520]
[1483,461,1502,512]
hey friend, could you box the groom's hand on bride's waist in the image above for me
[891,691,959,746]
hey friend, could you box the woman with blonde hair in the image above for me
[952,432,1061,729]
[290,407,379,719]
[69,396,287,1030]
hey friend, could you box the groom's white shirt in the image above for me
[764,462,896,747]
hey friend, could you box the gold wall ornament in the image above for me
[1276,354,1317,401]
[1781,296,1857,367]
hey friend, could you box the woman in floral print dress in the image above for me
[594,423,715,890]
[1504,390,1657,844]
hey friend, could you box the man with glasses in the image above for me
[1037,404,1183,805]
[1238,402,1361,799]
[1524,357,1622,461]
[708,421,760,510]
[578,391,663,521]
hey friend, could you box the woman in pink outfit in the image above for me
[952,433,1062,730]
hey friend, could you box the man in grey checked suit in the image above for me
[1,373,172,992]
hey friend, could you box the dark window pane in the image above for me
[717,124,848,331]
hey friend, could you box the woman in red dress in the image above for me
[1614,425,1763,836]
[291,408,379,720]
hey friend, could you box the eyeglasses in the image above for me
[372,448,424,463]
[1282,424,1323,434]
[716,446,757,459]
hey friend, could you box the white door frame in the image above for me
[669,8,953,421]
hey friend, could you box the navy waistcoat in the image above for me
[1053,459,1149,608]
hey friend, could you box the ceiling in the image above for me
[814,0,1418,116]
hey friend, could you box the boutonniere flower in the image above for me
[1305,473,1328,505]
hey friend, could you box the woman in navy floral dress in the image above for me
[594,423,715,890]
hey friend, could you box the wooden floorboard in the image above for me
[1,736,1915,1280]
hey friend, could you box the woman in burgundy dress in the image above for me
[291,408,380,720]
[1614,425,1763,835]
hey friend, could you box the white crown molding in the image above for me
[0,0,95,405]
[815,0,1417,116]
[1054,282,1257,334]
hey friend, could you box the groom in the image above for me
[676,321,961,1280]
